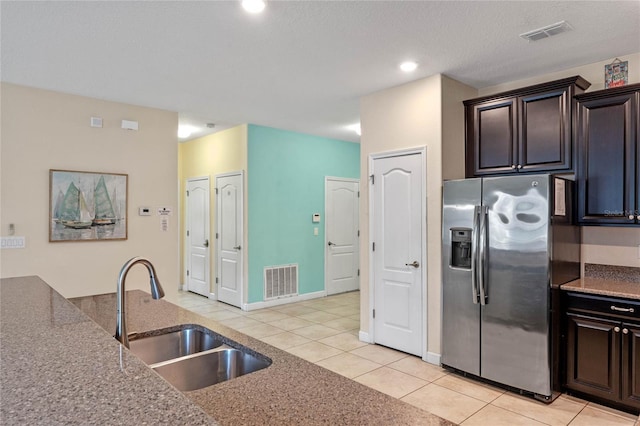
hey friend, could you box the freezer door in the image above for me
[442,178,481,375]
[480,174,551,396]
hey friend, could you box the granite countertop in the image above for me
[562,277,640,300]
[560,264,640,300]
[0,276,215,426]
[1,276,451,426]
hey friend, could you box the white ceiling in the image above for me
[2,1,639,143]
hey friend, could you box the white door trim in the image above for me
[215,170,245,307]
[324,176,360,296]
[368,146,428,359]
[184,176,213,298]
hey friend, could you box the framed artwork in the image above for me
[49,169,128,242]
[605,58,628,89]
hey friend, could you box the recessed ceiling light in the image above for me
[400,61,418,72]
[178,125,196,139]
[347,123,361,136]
[242,0,266,14]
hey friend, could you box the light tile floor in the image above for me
[173,290,637,426]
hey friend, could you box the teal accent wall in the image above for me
[247,124,360,303]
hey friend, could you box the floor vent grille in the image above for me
[264,264,298,300]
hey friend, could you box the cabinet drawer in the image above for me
[565,292,640,320]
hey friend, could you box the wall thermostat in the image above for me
[312,213,321,223]
[139,207,152,216]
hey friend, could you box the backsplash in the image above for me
[585,263,640,283]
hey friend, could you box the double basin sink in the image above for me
[127,324,271,391]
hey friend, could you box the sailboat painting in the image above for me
[50,169,127,242]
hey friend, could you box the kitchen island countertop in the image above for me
[1,276,451,426]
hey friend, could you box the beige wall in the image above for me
[478,52,640,269]
[178,125,248,294]
[0,83,180,299]
[359,74,474,361]
[441,75,478,180]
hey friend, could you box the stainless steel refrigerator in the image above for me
[441,174,580,401]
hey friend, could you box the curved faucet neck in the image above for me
[115,257,165,348]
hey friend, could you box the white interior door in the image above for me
[326,177,360,295]
[186,177,210,297]
[372,152,424,356]
[216,172,243,308]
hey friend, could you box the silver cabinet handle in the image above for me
[233,245,241,250]
[511,165,516,169]
[623,328,629,335]
[615,326,621,333]
[611,305,635,313]
[405,261,420,268]
[637,215,640,220]
[517,164,522,169]
[203,239,209,248]
[629,215,635,220]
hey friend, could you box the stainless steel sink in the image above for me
[128,325,224,364]
[151,347,271,391]
[127,324,271,391]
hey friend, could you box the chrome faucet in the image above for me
[115,257,165,348]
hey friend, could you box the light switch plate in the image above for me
[1,236,25,249]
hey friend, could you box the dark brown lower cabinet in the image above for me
[565,310,640,412]
[621,323,640,408]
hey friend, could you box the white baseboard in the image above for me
[358,330,372,343]
[425,351,441,366]
[242,290,326,311]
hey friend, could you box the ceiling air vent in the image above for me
[520,21,573,42]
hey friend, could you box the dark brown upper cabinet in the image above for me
[575,84,640,225]
[465,76,591,177]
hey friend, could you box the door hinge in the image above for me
[215,188,219,194]
[216,277,219,284]
[358,191,360,197]
[370,174,375,184]
[372,242,375,251]
[186,270,189,276]
[186,230,190,236]
[373,309,375,318]
[186,190,189,196]
[216,232,219,239]
[357,230,360,237]
[357,269,360,276]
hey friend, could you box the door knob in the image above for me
[405,261,420,268]
[203,239,209,247]
[233,245,241,250]
[328,241,335,246]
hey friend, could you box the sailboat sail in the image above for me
[93,175,116,225]
[60,182,93,229]
[52,190,64,222]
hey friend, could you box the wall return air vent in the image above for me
[264,264,298,300]
[520,21,573,42]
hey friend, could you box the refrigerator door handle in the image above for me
[478,205,488,305]
[471,206,480,304]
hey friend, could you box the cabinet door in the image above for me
[577,93,637,224]
[566,313,620,401]
[519,88,571,172]
[621,323,640,410]
[467,98,517,176]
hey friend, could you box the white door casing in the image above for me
[370,149,425,357]
[186,177,210,297]
[216,172,243,308]
[325,177,360,295]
